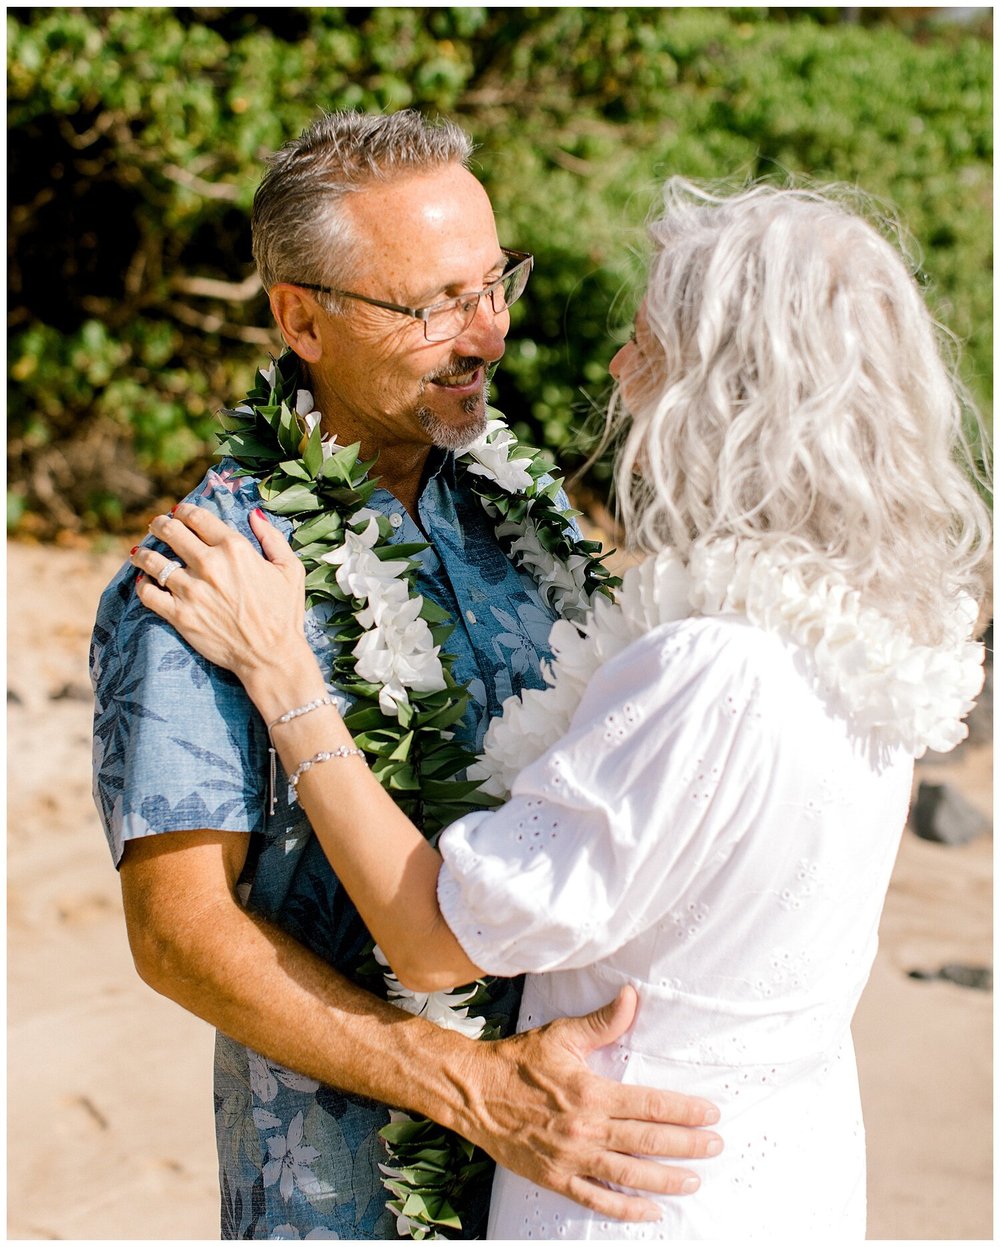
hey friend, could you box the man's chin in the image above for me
[417,396,487,451]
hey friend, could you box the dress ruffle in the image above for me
[474,539,985,796]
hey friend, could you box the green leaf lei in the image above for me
[217,349,618,1239]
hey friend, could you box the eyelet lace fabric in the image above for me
[474,539,984,802]
[435,539,984,1240]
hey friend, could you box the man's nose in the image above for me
[454,295,508,361]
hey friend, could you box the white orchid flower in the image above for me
[294,388,339,460]
[462,419,535,492]
[321,519,411,599]
[353,596,446,713]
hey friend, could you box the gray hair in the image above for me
[612,177,991,647]
[251,109,474,295]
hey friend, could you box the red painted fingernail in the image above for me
[130,546,138,555]
[170,503,179,514]
[253,507,269,521]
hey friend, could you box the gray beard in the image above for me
[417,392,487,451]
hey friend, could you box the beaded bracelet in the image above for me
[289,745,368,791]
[268,695,339,733]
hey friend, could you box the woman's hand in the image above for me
[132,503,314,691]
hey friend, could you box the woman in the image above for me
[132,180,989,1239]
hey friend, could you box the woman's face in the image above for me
[609,300,657,411]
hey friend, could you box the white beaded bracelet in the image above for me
[288,745,368,791]
[268,695,339,733]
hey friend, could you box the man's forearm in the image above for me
[127,867,481,1128]
[122,830,722,1222]
[153,905,721,1220]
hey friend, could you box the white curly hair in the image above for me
[611,178,991,646]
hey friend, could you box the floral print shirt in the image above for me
[90,451,566,1239]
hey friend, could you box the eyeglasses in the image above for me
[292,248,534,343]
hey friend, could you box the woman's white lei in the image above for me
[219,353,617,1240]
[473,539,986,805]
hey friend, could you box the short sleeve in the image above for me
[90,462,288,865]
[436,617,779,975]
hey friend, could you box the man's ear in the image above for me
[268,284,325,362]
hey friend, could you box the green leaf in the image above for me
[387,730,414,761]
[301,419,325,476]
[415,697,470,731]
[382,540,427,560]
[294,511,345,545]
[264,481,324,514]
[316,441,364,483]
[418,597,452,625]
[303,564,341,590]
[341,705,389,732]
[419,779,488,801]
[276,399,302,456]
[279,457,314,483]
[218,430,280,460]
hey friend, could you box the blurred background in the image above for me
[7,4,993,537]
[7,6,992,1241]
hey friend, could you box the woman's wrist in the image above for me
[240,639,328,724]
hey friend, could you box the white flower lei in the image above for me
[472,538,986,804]
[219,352,618,1240]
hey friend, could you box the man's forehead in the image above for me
[342,168,503,297]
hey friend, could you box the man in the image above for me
[91,110,720,1240]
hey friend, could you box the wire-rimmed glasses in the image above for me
[292,248,534,343]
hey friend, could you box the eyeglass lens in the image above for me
[423,257,531,343]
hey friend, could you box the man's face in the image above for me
[311,164,510,452]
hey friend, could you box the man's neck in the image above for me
[366,442,434,524]
[310,377,432,523]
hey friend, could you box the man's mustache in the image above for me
[426,357,487,383]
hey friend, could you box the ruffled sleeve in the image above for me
[437,616,782,975]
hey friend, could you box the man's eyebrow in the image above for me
[418,253,508,306]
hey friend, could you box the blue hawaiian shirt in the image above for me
[90,450,568,1239]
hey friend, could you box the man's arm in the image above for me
[120,829,722,1222]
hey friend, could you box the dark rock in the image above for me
[908,965,993,992]
[50,681,93,703]
[909,781,990,845]
[939,964,993,991]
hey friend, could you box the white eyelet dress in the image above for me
[437,615,918,1240]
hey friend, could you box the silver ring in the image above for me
[156,559,182,588]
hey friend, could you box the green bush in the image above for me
[8,7,992,533]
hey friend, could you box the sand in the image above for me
[6,537,992,1241]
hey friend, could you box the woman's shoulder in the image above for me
[572,615,797,741]
[615,612,793,685]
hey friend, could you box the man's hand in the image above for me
[448,985,722,1222]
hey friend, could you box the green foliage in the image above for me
[8,7,992,533]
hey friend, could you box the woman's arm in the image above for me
[253,647,484,992]
[133,502,484,991]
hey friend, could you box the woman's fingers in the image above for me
[142,503,234,571]
[139,503,300,586]
[166,502,236,546]
[128,500,309,678]
[131,548,187,593]
[134,570,183,622]
[248,506,299,568]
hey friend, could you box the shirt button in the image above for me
[389,513,403,528]
[466,609,477,625]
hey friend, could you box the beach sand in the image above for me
[6,538,992,1240]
